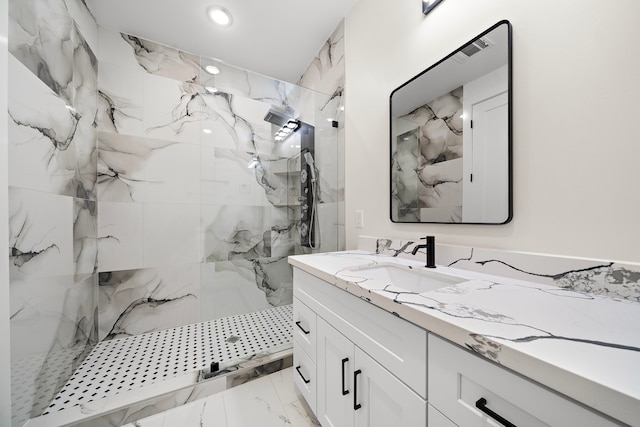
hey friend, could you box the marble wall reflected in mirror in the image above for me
[390,21,512,224]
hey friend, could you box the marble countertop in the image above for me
[289,251,640,426]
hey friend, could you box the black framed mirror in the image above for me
[390,20,512,224]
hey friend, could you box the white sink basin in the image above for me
[346,263,467,293]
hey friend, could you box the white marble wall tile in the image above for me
[313,128,339,204]
[71,23,98,123]
[71,25,99,200]
[98,264,200,340]
[97,26,144,69]
[200,58,301,111]
[269,207,301,259]
[200,261,272,321]
[73,198,98,279]
[200,146,286,207]
[64,0,98,54]
[8,55,79,197]
[143,203,200,267]
[11,274,96,360]
[96,133,147,202]
[11,274,97,422]
[315,202,339,253]
[9,0,75,103]
[8,48,97,200]
[298,20,345,96]
[97,201,144,272]
[121,33,201,82]
[200,92,273,152]
[97,61,145,135]
[143,141,200,204]
[143,73,202,143]
[9,187,74,278]
[97,132,200,204]
[201,204,273,262]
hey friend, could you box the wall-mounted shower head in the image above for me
[263,108,293,127]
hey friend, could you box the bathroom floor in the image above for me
[122,366,320,427]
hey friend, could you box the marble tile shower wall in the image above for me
[95,26,342,341]
[7,0,100,425]
[7,3,343,424]
[298,20,345,250]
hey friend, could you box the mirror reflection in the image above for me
[390,21,512,224]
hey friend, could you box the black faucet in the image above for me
[411,236,436,268]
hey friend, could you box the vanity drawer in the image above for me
[428,334,620,427]
[294,268,427,399]
[293,297,316,361]
[293,340,317,415]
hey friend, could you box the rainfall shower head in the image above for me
[263,108,293,127]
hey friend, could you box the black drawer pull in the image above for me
[475,398,517,427]
[341,358,350,395]
[295,366,310,384]
[295,321,310,335]
[353,369,362,410]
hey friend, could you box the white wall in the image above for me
[344,0,640,263]
[1,0,11,424]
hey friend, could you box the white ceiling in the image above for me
[86,0,358,83]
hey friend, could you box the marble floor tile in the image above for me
[162,392,227,427]
[223,375,291,427]
[268,362,300,405]
[121,411,165,427]
[117,366,319,427]
[284,399,321,427]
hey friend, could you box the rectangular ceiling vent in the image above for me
[453,36,493,63]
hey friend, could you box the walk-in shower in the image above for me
[7,7,343,424]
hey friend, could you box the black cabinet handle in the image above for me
[353,369,362,410]
[475,398,517,427]
[295,321,310,335]
[341,358,350,395]
[295,366,310,384]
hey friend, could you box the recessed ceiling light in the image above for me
[202,128,213,134]
[207,6,233,27]
[205,65,221,75]
[205,86,218,93]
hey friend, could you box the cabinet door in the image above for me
[317,318,355,427]
[353,347,427,427]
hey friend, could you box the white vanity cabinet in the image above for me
[293,265,626,427]
[428,334,621,427]
[317,317,426,427]
[293,268,427,427]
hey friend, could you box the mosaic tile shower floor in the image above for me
[44,305,293,415]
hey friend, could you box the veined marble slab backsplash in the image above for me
[358,236,640,302]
